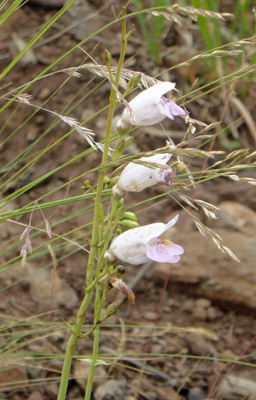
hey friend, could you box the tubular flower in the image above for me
[105,215,184,266]
[117,82,187,130]
[113,153,175,197]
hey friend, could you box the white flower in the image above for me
[113,153,175,197]
[117,82,187,130]
[105,215,184,265]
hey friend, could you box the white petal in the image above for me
[117,163,160,192]
[121,82,176,126]
[131,82,176,103]
[164,215,179,231]
[140,153,172,165]
[116,153,172,193]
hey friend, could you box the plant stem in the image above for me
[57,290,94,400]
[57,6,129,399]
[57,82,117,400]
[84,284,102,400]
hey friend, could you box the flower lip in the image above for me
[146,240,184,263]
[159,97,188,120]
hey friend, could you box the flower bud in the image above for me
[122,211,137,222]
[119,219,139,231]
[104,48,112,65]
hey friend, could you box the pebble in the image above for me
[195,298,211,309]
[74,362,107,389]
[192,307,208,321]
[183,299,195,312]
[38,87,51,100]
[188,387,206,400]
[26,126,38,142]
[46,382,59,397]
[144,311,156,321]
[187,333,215,356]
[94,379,126,400]
[28,393,42,400]
[221,349,237,361]
[207,306,218,321]
[151,344,164,355]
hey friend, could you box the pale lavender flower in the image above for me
[117,82,187,130]
[105,215,184,265]
[113,153,175,197]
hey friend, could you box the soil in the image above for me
[0,2,256,400]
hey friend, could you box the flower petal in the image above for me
[146,242,184,263]
[157,168,175,186]
[162,215,180,233]
[141,153,172,165]
[159,98,188,120]
[115,153,173,193]
[119,82,177,127]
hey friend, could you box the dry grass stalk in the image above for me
[170,4,233,21]
[69,64,159,89]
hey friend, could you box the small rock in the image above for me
[163,343,181,354]
[46,382,59,398]
[192,307,208,321]
[38,87,51,100]
[155,386,179,400]
[94,379,126,400]
[151,344,163,355]
[207,306,218,321]
[183,299,195,312]
[36,115,45,125]
[144,311,156,321]
[74,361,107,389]
[28,392,42,400]
[221,349,237,361]
[187,333,216,356]
[217,374,256,400]
[195,298,211,309]
[188,387,206,400]
[26,126,38,142]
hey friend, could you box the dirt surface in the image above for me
[0,2,256,400]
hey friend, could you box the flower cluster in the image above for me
[106,82,185,266]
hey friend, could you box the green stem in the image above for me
[57,6,129,399]
[57,290,94,400]
[57,78,118,400]
[84,283,102,400]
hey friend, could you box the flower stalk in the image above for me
[57,7,132,400]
